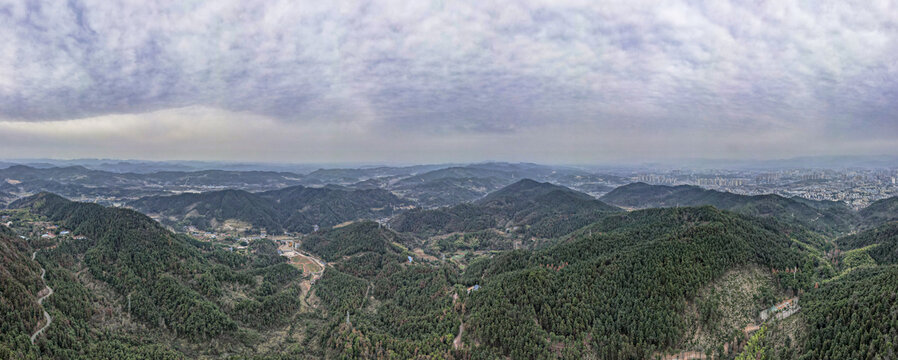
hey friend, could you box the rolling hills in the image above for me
[461,206,817,358]
[5,193,318,357]
[601,182,857,235]
[129,185,410,233]
[390,179,621,239]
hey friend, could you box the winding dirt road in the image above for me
[30,250,53,345]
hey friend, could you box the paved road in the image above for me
[30,251,54,345]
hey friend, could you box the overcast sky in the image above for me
[1,0,896,164]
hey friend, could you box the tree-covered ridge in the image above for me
[128,184,409,234]
[600,182,856,235]
[259,185,408,233]
[6,193,309,357]
[128,189,284,232]
[390,179,621,239]
[0,225,45,357]
[314,257,461,358]
[859,196,898,228]
[0,190,13,207]
[391,176,511,208]
[800,265,898,360]
[300,221,401,262]
[837,222,898,265]
[461,206,814,359]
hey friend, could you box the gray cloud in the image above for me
[0,0,896,162]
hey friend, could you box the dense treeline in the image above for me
[304,219,463,358]
[6,187,896,359]
[130,189,285,233]
[320,263,461,359]
[391,179,620,242]
[0,225,44,358]
[301,221,398,262]
[129,184,408,234]
[6,193,315,357]
[800,265,898,359]
[315,269,368,314]
[837,222,898,265]
[600,182,857,235]
[858,196,898,228]
[464,207,812,359]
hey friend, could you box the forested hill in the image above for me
[7,193,308,352]
[461,206,817,358]
[389,179,621,238]
[300,221,402,262]
[258,185,409,233]
[129,184,409,233]
[128,189,284,232]
[0,191,12,207]
[600,182,856,235]
[858,196,898,228]
[10,193,239,339]
[0,225,45,357]
[836,221,898,265]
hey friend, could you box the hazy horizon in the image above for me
[3,154,897,172]
[2,1,896,163]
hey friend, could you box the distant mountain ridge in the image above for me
[600,182,857,235]
[129,184,410,233]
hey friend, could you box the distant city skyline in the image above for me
[1,1,896,162]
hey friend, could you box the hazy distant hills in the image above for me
[0,162,625,209]
[0,164,306,195]
[300,164,448,185]
[129,185,410,233]
[388,163,609,207]
[390,179,621,238]
[600,182,857,235]
[0,191,13,207]
[391,176,511,207]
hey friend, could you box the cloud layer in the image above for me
[1,0,896,162]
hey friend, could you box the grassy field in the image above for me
[291,253,323,273]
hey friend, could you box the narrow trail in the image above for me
[453,290,465,350]
[30,250,54,345]
[453,322,465,350]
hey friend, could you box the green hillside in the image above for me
[390,179,621,240]
[0,225,45,357]
[129,189,284,232]
[129,184,408,233]
[800,265,898,359]
[6,193,310,358]
[259,185,408,233]
[837,222,898,265]
[461,206,817,358]
[601,182,856,235]
[859,196,898,228]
